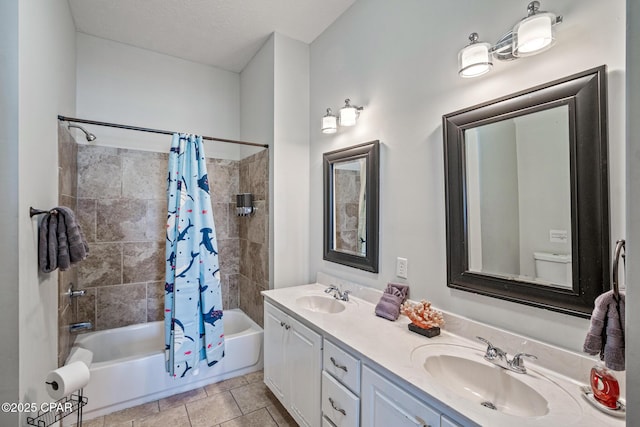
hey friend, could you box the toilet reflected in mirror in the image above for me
[534,252,572,289]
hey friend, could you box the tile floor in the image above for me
[73,371,298,427]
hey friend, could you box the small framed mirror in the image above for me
[443,66,609,317]
[324,141,380,272]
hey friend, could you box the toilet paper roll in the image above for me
[45,361,90,400]
[66,347,93,368]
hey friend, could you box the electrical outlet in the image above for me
[396,257,408,279]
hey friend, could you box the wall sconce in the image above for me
[339,99,363,126]
[236,193,255,217]
[321,99,364,133]
[322,108,338,134]
[458,1,562,78]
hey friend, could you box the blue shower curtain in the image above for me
[165,133,224,377]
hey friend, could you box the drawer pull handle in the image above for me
[328,397,346,416]
[280,321,285,327]
[330,357,348,372]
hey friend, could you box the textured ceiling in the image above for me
[68,0,356,72]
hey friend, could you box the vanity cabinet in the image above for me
[361,366,462,427]
[264,302,322,427]
[321,340,361,426]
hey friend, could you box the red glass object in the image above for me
[590,365,620,409]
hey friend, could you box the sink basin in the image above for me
[295,295,345,314]
[424,354,548,417]
[411,343,582,421]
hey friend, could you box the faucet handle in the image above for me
[509,353,537,373]
[324,285,338,293]
[476,336,505,360]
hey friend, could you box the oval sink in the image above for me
[424,354,548,417]
[410,343,583,422]
[296,295,345,314]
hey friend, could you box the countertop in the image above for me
[262,283,625,427]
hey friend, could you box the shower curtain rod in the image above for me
[57,115,269,148]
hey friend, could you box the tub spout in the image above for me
[69,322,93,333]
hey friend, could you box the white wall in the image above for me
[240,33,310,289]
[309,0,625,353]
[626,0,639,418]
[76,33,242,160]
[0,0,20,424]
[241,35,276,286]
[273,34,310,288]
[17,0,76,420]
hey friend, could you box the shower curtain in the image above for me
[165,133,225,378]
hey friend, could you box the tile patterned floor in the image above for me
[74,371,298,427]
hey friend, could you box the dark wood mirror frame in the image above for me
[324,141,380,273]
[443,66,609,317]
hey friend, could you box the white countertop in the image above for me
[262,283,625,427]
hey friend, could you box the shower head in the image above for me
[68,123,97,142]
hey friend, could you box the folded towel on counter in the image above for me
[375,283,410,321]
[38,206,89,273]
[583,290,625,371]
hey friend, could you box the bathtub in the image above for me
[71,309,263,419]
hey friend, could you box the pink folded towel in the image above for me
[583,290,625,371]
[375,283,409,321]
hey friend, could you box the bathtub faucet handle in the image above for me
[65,285,86,298]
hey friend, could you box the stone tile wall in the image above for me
[75,145,244,331]
[238,149,269,327]
[58,124,78,366]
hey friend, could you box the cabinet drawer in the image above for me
[322,371,359,427]
[323,340,360,393]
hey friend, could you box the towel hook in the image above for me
[612,239,625,299]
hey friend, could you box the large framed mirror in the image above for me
[324,141,380,272]
[443,66,609,317]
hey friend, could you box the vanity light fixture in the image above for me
[458,1,562,78]
[512,1,559,57]
[320,99,364,133]
[338,99,363,127]
[321,108,338,134]
[458,33,493,78]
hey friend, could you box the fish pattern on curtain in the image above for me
[165,133,224,378]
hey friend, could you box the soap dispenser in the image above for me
[590,362,620,409]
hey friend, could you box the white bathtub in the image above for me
[71,309,263,419]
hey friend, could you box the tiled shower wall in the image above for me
[238,150,269,327]
[71,144,268,331]
[58,124,79,366]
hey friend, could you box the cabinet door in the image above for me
[288,316,323,427]
[264,302,288,404]
[361,366,440,427]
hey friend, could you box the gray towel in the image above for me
[583,290,625,371]
[375,283,410,321]
[38,207,89,273]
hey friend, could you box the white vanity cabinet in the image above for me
[361,366,463,427]
[264,302,322,427]
[321,340,361,427]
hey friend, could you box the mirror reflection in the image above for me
[332,159,367,256]
[465,106,572,288]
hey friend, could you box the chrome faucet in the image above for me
[476,337,537,374]
[69,322,93,333]
[324,285,350,302]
